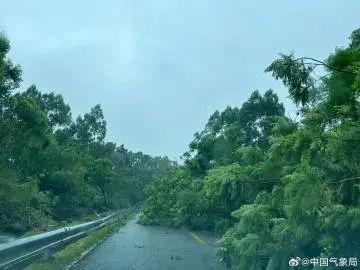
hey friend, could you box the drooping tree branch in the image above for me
[295,57,358,76]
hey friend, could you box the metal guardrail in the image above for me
[0,213,119,270]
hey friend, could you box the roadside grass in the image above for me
[27,212,134,270]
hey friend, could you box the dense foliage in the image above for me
[0,33,171,234]
[140,29,360,269]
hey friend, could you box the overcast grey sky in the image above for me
[0,1,359,160]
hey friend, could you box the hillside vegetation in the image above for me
[0,33,171,234]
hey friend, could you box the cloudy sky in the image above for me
[0,1,359,160]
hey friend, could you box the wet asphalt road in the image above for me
[73,215,227,270]
[0,233,16,244]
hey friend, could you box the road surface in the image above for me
[73,215,227,270]
[0,233,16,244]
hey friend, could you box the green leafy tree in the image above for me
[0,33,170,233]
[140,28,360,270]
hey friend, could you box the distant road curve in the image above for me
[73,215,228,270]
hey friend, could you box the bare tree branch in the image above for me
[295,57,358,76]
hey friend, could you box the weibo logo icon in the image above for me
[289,257,301,267]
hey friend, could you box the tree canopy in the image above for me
[140,28,360,269]
[0,33,171,234]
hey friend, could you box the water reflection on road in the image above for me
[0,233,16,244]
[73,215,227,270]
